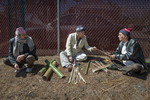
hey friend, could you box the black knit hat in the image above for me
[76,25,85,32]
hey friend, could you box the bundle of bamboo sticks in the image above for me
[68,64,86,84]
[92,60,111,73]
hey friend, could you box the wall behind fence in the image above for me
[0,0,150,57]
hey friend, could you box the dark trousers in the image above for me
[3,55,35,68]
[112,59,142,75]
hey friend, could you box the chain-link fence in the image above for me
[0,0,150,57]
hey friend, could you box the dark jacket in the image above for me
[115,38,147,72]
[8,38,38,64]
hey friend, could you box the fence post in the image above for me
[21,0,26,30]
[14,0,18,28]
[57,0,60,55]
[8,0,12,39]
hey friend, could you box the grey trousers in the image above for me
[60,51,87,67]
[3,55,35,68]
[112,59,143,74]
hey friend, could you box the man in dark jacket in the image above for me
[106,28,147,76]
[3,27,38,73]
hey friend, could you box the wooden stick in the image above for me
[97,49,113,64]
[102,77,131,84]
[102,79,128,93]
[97,49,106,54]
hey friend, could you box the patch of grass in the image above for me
[146,60,150,66]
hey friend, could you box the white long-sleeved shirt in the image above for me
[65,32,92,56]
[121,42,134,66]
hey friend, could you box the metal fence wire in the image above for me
[0,0,150,57]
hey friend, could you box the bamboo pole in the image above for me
[43,61,57,80]
[45,59,65,78]
[38,59,55,76]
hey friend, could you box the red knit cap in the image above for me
[119,28,132,37]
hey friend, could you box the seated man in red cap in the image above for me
[60,25,97,72]
[106,28,147,76]
[3,27,38,73]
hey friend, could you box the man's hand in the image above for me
[14,63,20,70]
[109,54,115,59]
[69,56,73,63]
[16,55,26,62]
[92,46,97,51]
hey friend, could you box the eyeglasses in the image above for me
[78,31,85,34]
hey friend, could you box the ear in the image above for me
[124,35,128,39]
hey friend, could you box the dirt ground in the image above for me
[0,55,150,100]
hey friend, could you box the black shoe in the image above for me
[108,64,118,70]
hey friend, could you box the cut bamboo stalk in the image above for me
[38,65,49,76]
[76,74,78,84]
[45,59,65,78]
[67,74,71,80]
[43,61,57,80]
[38,59,55,76]
[85,60,90,75]
[91,62,101,68]
[69,64,75,83]
[73,67,79,84]
[78,72,86,84]
[95,61,108,72]
[100,61,108,72]
[72,67,76,84]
